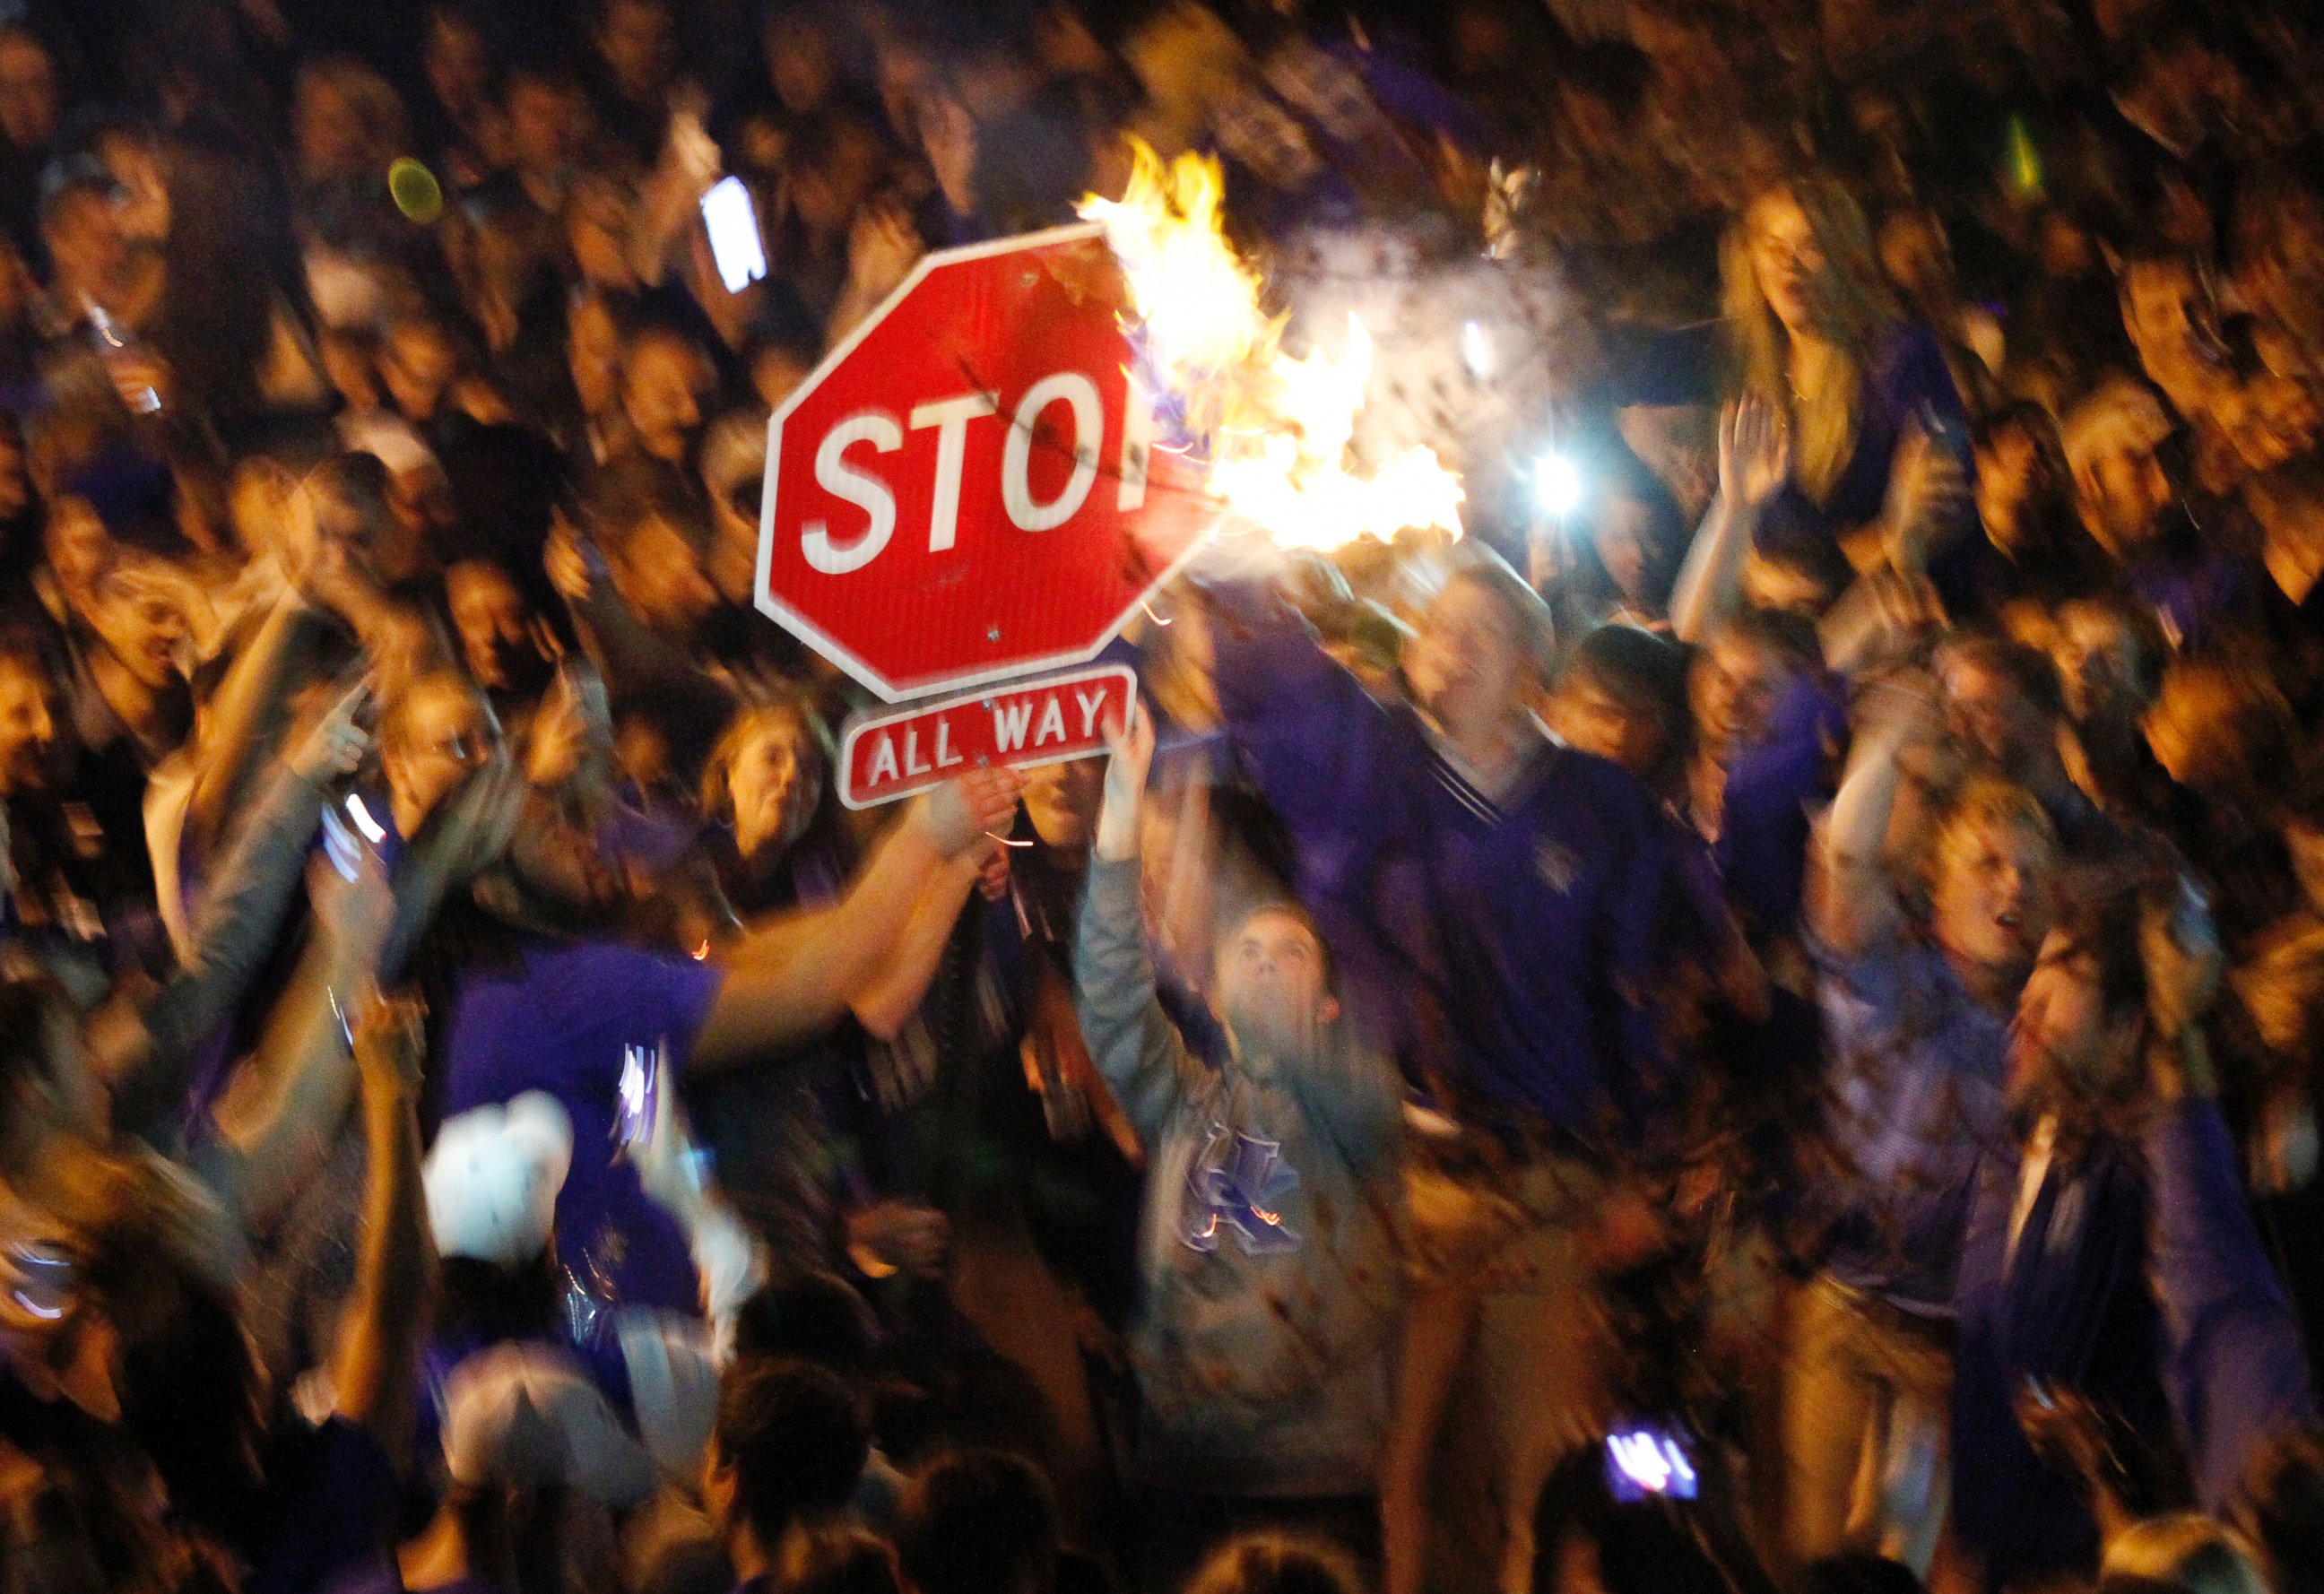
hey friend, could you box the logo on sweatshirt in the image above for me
[1534,839,1580,894]
[1181,1126,1302,1256]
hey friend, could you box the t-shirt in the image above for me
[439,937,724,1314]
[1816,933,2012,1314]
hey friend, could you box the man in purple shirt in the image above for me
[386,670,1021,1317]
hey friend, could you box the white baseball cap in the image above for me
[424,1093,575,1268]
[440,1341,656,1506]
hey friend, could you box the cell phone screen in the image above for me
[701,177,767,294]
[1604,1424,1700,1503]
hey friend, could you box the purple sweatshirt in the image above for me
[1210,589,1691,1150]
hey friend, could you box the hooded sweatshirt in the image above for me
[1075,854,1405,1497]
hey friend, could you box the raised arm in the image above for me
[691,769,1022,1070]
[333,990,435,1471]
[184,587,324,850]
[91,680,375,1130]
[1809,679,1929,960]
[1670,399,1789,645]
[1076,706,1202,1145]
[850,852,985,1044]
[2142,912,2317,1510]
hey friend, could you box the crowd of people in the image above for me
[6,0,2324,1591]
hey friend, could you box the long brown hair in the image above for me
[1720,176,1899,505]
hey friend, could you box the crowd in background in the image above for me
[7,1,2324,1593]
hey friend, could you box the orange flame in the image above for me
[1080,142,1464,550]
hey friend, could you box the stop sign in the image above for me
[756,223,1211,703]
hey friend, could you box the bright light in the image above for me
[1461,320,1493,380]
[1534,451,1583,518]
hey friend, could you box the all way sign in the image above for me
[837,664,1136,810]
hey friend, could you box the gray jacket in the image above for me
[1076,856,1405,1497]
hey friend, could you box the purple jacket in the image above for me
[1951,1099,2315,1587]
[1210,589,1691,1150]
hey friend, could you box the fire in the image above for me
[1079,143,1464,550]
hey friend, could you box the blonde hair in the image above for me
[700,692,834,829]
[1721,177,1899,505]
[2100,1515,2269,1594]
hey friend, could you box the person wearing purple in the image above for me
[1201,545,1692,1594]
[1951,865,2316,1590]
[1720,178,1981,610]
[390,671,1022,1319]
[1792,678,2059,1576]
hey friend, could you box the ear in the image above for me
[1316,993,1340,1027]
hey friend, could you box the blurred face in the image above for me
[43,189,126,307]
[1688,628,1789,763]
[765,14,836,117]
[1747,190,1828,337]
[597,0,673,100]
[0,35,58,151]
[2008,934,2130,1113]
[507,77,579,175]
[568,295,622,418]
[1974,425,2040,549]
[2052,603,2138,725]
[611,515,717,636]
[382,324,458,423]
[622,335,710,463]
[1940,656,2044,772]
[87,567,185,690]
[2122,259,2210,376]
[1022,756,1103,850]
[385,678,492,836]
[1877,212,1947,301]
[294,80,370,183]
[1930,813,2054,983]
[1546,679,1667,778]
[0,656,57,795]
[1407,577,1530,735]
[2077,420,2172,550]
[426,13,493,114]
[1216,907,1336,1063]
[728,715,816,859]
[445,560,540,693]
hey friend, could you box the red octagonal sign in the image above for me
[757,223,1212,703]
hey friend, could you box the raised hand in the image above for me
[289,676,375,787]
[1718,397,1791,511]
[919,765,1028,857]
[1094,700,1153,862]
[1883,419,1969,570]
